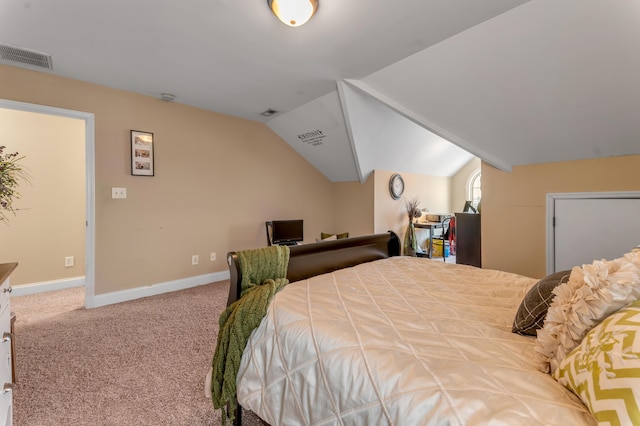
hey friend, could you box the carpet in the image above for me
[10,282,267,426]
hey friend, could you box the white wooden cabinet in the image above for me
[0,263,16,426]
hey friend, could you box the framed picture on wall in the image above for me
[131,130,154,176]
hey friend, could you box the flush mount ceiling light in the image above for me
[267,0,318,27]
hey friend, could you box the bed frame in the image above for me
[226,231,401,306]
[225,231,401,425]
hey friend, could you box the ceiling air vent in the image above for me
[0,43,53,69]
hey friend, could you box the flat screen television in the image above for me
[271,220,304,245]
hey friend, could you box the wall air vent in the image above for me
[0,43,53,69]
[260,108,279,117]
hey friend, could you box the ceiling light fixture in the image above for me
[267,0,318,27]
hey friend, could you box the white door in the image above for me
[547,192,640,274]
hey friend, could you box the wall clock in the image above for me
[389,173,405,200]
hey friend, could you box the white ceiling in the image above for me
[361,0,640,171]
[2,0,638,182]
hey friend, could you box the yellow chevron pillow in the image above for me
[555,300,640,425]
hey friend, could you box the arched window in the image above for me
[466,168,481,209]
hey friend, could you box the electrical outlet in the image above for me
[210,252,216,261]
[192,255,199,265]
[65,256,74,267]
[111,187,127,199]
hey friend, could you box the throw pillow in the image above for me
[554,300,640,425]
[535,250,640,374]
[512,270,571,336]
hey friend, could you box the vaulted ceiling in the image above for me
[2,0,638,182]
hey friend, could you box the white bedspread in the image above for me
[237,257,596,425]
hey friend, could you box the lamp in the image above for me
[267,0,318,27]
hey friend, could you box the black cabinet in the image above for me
[455,213,481,267]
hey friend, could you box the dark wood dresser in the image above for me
[455,213,481,267]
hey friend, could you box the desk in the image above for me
[414,222,443,258]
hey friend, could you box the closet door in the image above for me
[547,193,640,274]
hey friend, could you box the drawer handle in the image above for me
[3,287,11,293]
[1,332,10,343]
[2,383,12,394]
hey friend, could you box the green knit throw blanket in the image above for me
[211,245,290,425]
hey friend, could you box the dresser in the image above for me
[455,213,481,267]
[0,263,15,426]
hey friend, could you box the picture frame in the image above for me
[131,130,154,176]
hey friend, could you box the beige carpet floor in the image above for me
[10,282,267,426]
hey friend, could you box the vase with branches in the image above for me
[0,145,29,223]
[403,197,421,256]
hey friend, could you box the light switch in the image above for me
[112,187,127,199]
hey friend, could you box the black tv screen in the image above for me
[271,220,303,245]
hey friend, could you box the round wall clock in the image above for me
[389,173,405,200]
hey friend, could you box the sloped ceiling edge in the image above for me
[338,81,475,182]
[266,90,359,183]
[358,0,640,170]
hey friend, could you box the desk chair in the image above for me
[432,217,451,262]
[448,216,456,255]
[265,221,273,246]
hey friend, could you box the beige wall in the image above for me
[0,65,334,294]
[333,167,466,246]
[10,62,617,294]
[482,155,640,279]
[374,170,451,250]
[451,157,481,214]
[0,109,85,285]
[332,177,375,238]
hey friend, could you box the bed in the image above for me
[221,232,625,425]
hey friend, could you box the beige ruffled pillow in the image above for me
[535,250,640,374]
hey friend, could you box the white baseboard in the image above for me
[89,270,230,308]
[12,276,85,297]
[11,271,230,309]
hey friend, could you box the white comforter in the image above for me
[237,257,596,425]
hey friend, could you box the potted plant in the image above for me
[403,197,421,256]
[0,146,29,223]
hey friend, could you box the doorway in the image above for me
[0,99,95,308]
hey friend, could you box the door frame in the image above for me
[0,99,96,308]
